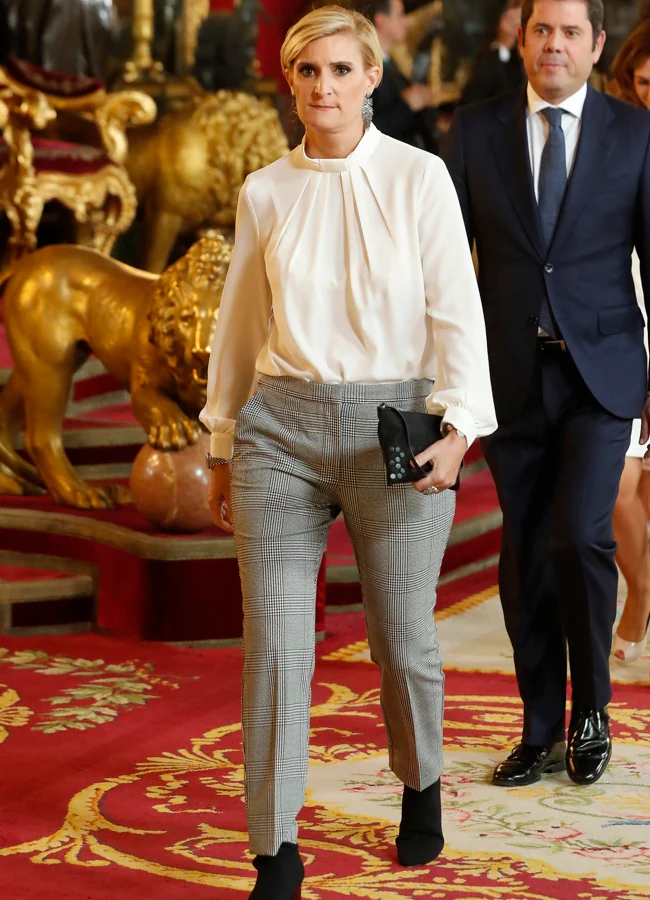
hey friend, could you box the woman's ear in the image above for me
[284,67,294,94]
[367,65,381,93]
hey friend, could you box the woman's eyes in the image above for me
[297,66,351,76]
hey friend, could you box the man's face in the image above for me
[375,0,408,51]
[518,0,605,103]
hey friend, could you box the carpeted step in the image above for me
[0,551,95,636]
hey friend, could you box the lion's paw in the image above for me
[148,417,201,452]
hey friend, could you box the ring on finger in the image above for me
[423,485,439,495]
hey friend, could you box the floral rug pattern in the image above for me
[0,570,648,899]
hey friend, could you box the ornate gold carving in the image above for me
[127,89,289,272]
[0,66,156,259]
[123,0,165,83]
[0,237,230,510]
[184,0,211,70]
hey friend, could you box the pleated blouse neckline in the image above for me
[296,123,381,172]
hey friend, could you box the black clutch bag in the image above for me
[377,403,461,491]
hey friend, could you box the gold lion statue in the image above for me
[126,89,289,273]
[0,237,230,509]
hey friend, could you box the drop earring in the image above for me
[290,93,298,123]
[362,92,373,129]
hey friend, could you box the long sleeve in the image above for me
[419,158,497,446]
[199,180,272,458]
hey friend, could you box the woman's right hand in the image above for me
[208,464,233,532]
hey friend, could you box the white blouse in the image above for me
[200,124,497,458]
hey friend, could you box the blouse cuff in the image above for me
[209,431,235,460]
[436,405,478,449]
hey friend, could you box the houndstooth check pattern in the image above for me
[538,107,567,338]
[231,376,456,855]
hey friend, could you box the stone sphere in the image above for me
[130,433,214,533]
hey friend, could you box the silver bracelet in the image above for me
[205,452,231,469]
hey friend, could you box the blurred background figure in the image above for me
[608,16,650,664]
[611,16,650,110]
[0,0,114,81]
[460,0,524,106]
[360,0,440,151]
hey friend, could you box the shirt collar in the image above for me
[295,123,381,173]
[526,81,588,120]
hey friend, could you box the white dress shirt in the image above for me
[200,124,497,458]
[526,81,587,200]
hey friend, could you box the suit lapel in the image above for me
[550,86,616,253]
[491,90,545,259]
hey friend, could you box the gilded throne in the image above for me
[0,58,156,261]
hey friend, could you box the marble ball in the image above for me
[130,432,214,533]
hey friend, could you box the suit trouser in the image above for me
[482,349,632,747]
[230,376,456,855]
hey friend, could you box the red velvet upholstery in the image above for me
[5,57,104,98]
[0,138,114,175]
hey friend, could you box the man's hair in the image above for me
[521,0,604,48]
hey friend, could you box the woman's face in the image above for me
[286,32,379,136]
[634,57,650,110]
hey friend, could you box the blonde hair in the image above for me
[281,5,383,83]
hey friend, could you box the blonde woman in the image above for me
[200,6,496,897]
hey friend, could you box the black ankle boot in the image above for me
[248,842,304,899]
[396,779,444,867]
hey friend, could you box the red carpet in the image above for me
[1,565,648,899]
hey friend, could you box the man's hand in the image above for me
[642,397,650,459]
[413,430,468,493]
[401,83,434,113]
[208,464,234,532]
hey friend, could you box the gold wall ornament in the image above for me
[183,0,211,72]
[126,89,289,272]
[0,237,231,510]
[0,65,157,260]
[123,0,165,83]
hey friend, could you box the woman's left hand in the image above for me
[413,429,468,493]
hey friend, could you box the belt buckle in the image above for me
[540,338,566,353]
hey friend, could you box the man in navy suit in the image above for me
[443,0,650,786]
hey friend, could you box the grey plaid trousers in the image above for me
[230,376,456,855]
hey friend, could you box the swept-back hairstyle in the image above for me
[281,4,383,81]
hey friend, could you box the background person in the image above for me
[443,0,650,789]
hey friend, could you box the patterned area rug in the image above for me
[0,568,648,899]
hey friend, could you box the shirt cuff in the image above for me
[439,406,478,449]
[210,431,234,460]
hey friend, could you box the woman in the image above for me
[608,21,650,663]
[200,6,496,897]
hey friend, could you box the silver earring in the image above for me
[290,93,298,123]
[362,92,373,128]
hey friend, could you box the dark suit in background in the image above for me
[374,57,439,153]
[443,86,650,746]
[460,44,525,106]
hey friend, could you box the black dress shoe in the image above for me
[396,778,444,867]
[249,842,303,900]
[493,742,566,787]
[566,706,611,785]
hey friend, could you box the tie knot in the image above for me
[542,106,564,128]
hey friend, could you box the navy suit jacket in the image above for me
[443,85,650,425]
